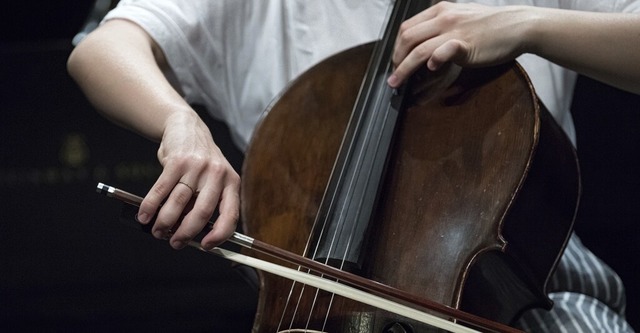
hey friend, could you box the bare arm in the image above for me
[389,3,640,95]
[68,19,239,250]
[68,19,182,140]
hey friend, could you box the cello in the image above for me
[100,0,579,331]
[239,0,579,331]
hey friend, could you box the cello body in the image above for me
[240,41,579,332]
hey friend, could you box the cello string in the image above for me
[316,0,409,274]
[96,183,523,333]
[309,2,410,330]
[315,51,399,333]
[187,242,483,333]
[314,1,410,329]
[306,50,390,333]
[290,1,409,330]
[279,1,407,330]
[276,277,305,331]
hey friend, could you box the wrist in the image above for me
[513,6,547,56]
[163,106,201,131]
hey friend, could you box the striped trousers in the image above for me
[514,234,634,332]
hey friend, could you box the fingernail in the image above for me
[152,230,164,239]
[136,212,150,224]
[387,74,398,87]
[171,239,185,249]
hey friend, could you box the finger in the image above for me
[392,2,448,68]
[168,183,220,249]
[176,181,197,196]
[389,36,443,88]
[392,19,439,70]
[201,179,240,250]
[428,39,469,71]
[152,180,196,240]
[137,169,181,224]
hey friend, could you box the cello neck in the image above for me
[308,0,418,270]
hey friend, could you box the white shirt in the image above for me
[103,0,640,149]
[104,0,391,149]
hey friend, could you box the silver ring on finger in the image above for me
[177,181,197,196]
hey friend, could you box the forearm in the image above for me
[67,19,193,141]
[525,7,640,94]
[68,19,240,248]
[389,3,640,94]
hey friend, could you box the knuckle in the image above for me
[398,21,411,37]
[220,210,240,226]
[227,171,241,185]
[207,163,225,178]
[209,160,228,174]
[397,27,413,47]
[437,14,451,27]
[150,182,169,198]
[435,1,454,13]
[438,12,461,27]
[412,43,431,60]
[173,190,192,206]
[433,1,448,9]
[152,216,173,237]
[193,206,216,222]
[164,153,207,172]
[208,161,238,182]
[175,227,199,242]
[227,205,240,220]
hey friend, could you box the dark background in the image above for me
[1,2,256,332]
[1,1,638,332]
